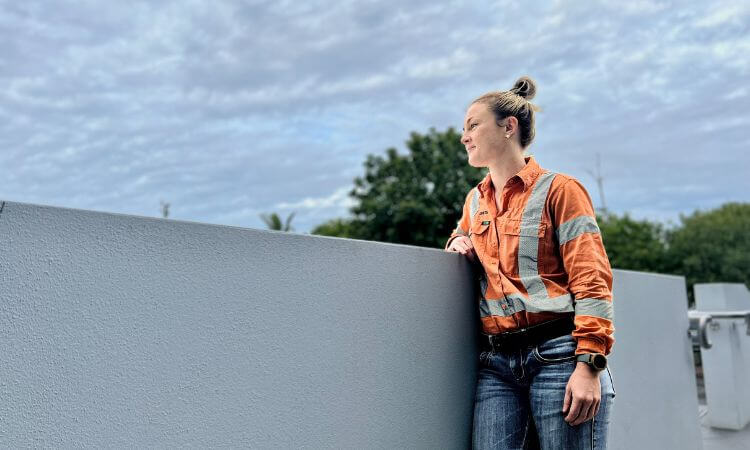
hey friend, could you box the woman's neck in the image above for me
[488,149,527,192]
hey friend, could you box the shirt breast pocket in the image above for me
[497,220,547,275]
[469,220,492,260]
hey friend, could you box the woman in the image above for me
[445,76,615,450]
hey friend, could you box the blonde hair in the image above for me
[472,76,540,148]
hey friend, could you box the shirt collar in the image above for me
[477,156,543,197]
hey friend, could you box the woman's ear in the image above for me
[502,116,518,138]
[505,116,519,136]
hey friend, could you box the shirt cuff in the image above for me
[575,337,607,355]
[445,235,460,250]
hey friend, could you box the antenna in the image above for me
[585,153,607,213]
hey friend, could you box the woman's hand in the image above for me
[562,363,601,426]
[446,236,476,263]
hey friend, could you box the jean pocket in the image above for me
[605,367,616,398]
[532,334,577,364]
[479,351,491,365]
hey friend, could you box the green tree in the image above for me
[597,212,669,273]
[311,218,354,238]
[260,212,295,232]
[667,202,750,291]
[312,128,486,248]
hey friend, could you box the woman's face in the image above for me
[461,102,507,167]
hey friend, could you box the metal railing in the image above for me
[688,310,750,349]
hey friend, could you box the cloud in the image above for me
[694,3,750,28]
[0,0,748,234]
[275,186,355,211]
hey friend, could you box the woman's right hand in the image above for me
[446,236,476,263]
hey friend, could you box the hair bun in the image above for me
[510,76,536,100]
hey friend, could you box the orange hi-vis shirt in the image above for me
[445,156,614,355]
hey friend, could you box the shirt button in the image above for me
[501,304,507,310]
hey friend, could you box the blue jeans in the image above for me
[473,334,615,450]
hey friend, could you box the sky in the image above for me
[1,0,748,234]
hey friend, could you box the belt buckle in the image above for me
[504,327,528,351]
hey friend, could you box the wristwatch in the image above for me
[576,353,607,371]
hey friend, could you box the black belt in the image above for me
[480,318,575,353]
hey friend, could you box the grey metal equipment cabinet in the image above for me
[690,283,750,430]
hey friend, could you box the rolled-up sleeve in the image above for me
[550,178,614,355]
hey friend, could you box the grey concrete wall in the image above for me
[0,200,479,448]
[0,200,703,448]
[608,270,703,450]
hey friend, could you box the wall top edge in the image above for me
[0,199,447,254]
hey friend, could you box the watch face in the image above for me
[592,354,607,370]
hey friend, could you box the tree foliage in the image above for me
[311,218,355,238]
[597,212,669,274]
[313,128,485,247]
[260,212,295,232]
[667,202,750,290]
[597,204,750,298]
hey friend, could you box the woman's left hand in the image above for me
[562,362,601,426]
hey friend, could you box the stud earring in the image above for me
[505,134,510,138]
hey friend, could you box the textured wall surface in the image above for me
[0,200,479,448]
[0,200,703,448]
